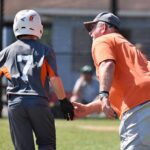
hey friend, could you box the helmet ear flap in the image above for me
[13,10,43,39]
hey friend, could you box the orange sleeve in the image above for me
[93,41,116,66]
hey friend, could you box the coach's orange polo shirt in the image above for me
[92,33,150,118]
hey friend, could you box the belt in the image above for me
[139,100,150,106]
[123,100,150,117]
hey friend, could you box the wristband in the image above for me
[99,91,109,95]
[99,91,109,101]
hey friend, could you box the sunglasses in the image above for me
[87,21,116,33]
[87,22,99,32]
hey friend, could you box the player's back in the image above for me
[0,39,57,99]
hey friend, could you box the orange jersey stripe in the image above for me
[40,60,57,87]
[46,60,56,77]
[0,70,3,77]
[0,66,11,80]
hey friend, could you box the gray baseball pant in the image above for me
[119,101,150,150]
[8,97,56,150]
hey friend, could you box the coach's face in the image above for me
[89,22,107,39]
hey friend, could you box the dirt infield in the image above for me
[78,125,118,132]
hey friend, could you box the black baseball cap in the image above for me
[81,65,93,74]
[84,12,120,32]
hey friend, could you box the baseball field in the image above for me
[0,118,120,150]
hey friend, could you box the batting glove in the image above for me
[59,98,74,120]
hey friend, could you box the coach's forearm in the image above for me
[50,76,66,100]
[99,60,115,92]
[86,100,102,114]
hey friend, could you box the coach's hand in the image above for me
[101,97,116,119]
[59,98,74,120]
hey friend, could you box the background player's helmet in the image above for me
[13,9,43,39]
[81,65,93,75]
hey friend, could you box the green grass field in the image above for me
[0,118,120,150]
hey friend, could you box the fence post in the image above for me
[110,0,118,15]
[0,0,4,118]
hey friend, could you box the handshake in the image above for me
[59,98,74,120]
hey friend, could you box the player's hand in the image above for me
[59,98,74,120]
[101,97,116,119]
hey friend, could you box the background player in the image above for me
[70,65,99,104]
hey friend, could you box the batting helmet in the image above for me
[13,9,43,39]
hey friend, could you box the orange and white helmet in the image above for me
[13,9,43,39]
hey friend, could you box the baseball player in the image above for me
[73,12,150,150]
[0,9,74,150]
[70,65,99,104]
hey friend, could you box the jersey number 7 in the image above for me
[17,55,33,82]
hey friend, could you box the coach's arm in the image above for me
[99,59,116,119]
